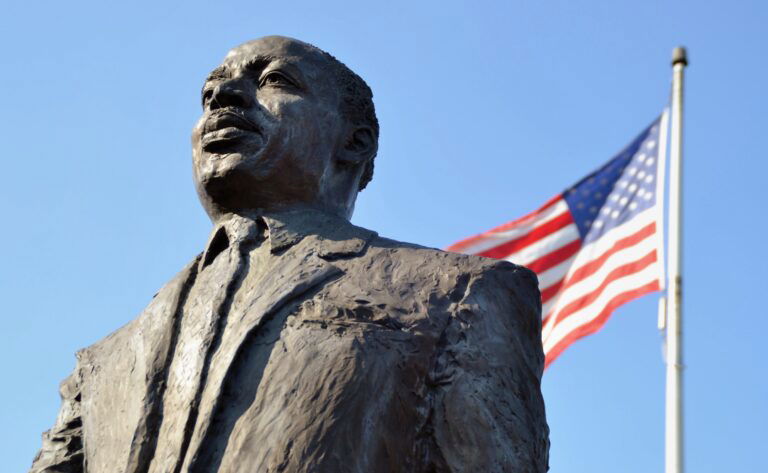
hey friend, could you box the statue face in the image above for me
[192,36,345,219]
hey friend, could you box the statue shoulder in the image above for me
[358,233,543,369]
[79,254,201,360]
[366,234,537,284]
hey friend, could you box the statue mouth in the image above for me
[201,110,263,152]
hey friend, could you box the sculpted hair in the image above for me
[317,50,379,191]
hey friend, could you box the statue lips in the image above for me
[201,110,263,152]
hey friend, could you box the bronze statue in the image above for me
[30,36,549,473]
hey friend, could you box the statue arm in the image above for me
[430,261,549,472]
[29,367,84,473]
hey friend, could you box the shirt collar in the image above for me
[201,208,377,267]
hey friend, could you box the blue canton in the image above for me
[564,118,662,244]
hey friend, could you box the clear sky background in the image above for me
[2,1,766,471]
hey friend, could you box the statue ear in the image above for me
[337,126,377,167]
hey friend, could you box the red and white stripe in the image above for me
[447,199,661,368]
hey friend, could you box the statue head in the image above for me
[192,36,379,223]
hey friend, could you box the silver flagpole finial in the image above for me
[672,47,688,66]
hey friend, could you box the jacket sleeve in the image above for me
[29,366,85,473]
[429,261,549,473]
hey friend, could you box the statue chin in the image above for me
[194,145,274,196]
[196,167,260,218]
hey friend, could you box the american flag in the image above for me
[448,114,667,368]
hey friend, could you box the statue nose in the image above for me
[210,81,251,109]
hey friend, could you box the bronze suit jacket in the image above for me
[30,210,549,473]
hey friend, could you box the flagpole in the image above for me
[666,46,687,473]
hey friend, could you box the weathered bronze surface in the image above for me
[30,36,549,473]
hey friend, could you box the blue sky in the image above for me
[2,1,766,471]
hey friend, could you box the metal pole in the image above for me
[666,46,687,473]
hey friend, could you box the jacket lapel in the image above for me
[181,245,342,470]
[123,256,201,473]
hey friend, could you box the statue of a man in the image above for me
[30,36,549,473]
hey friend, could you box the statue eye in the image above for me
[260,71,295,88]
